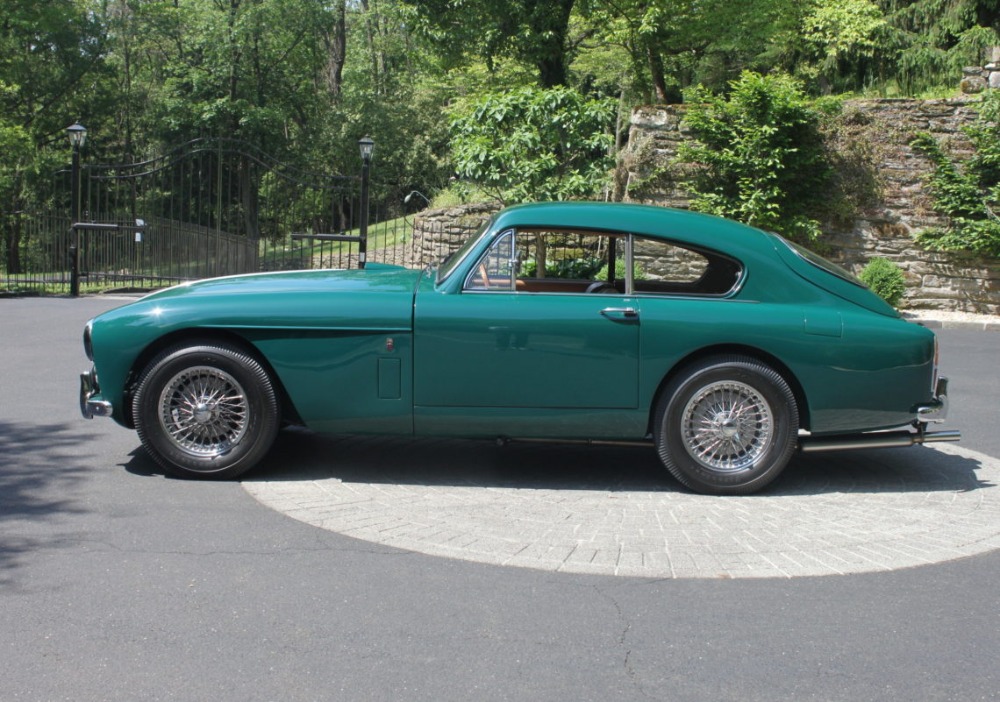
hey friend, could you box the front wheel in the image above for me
[655,355,798,495]
[132,342,280,480]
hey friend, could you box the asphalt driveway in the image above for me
[2,296,998,701]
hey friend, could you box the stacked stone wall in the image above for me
[409,202,501,268]
[619,98,999,313]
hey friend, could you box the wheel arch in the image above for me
[646,344,809,436]
[122,328,302,429]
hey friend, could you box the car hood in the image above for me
[106,264,424,333]
[144,263,419,300]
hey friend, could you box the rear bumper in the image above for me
[80,367,113,419]
[914,376,949,423]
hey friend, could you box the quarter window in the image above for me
[632,235,742,296]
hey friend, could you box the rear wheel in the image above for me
[132,342,280,479]
[655,355,798,495]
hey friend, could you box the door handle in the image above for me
[600,307,639,321]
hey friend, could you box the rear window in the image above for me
[778,236,865,288]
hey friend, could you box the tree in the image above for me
[882,0,1000,94]
[405,0,578,87]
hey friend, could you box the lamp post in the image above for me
[358,136,374,269]
[67,122,87,296]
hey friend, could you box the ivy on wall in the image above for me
[910,90,1000,258]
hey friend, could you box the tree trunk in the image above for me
[530,0,575,87]
[323,0,347,97]
[647,46,670,104]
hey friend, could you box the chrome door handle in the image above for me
[600,307,638,321]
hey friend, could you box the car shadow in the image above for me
[229,427,992,496]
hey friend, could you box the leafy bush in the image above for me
[449,86,616,204]
[909,91,1000,258]
[859,257,906,307]
[678,72,832,243]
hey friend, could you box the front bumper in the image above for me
[80,367,113,419]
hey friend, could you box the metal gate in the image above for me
[2,138,413,296]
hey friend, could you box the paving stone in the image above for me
[244,440,1000,579]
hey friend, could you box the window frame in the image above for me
[461,227,744,298]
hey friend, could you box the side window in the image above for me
[513,228,626,294]
[632,236,742,296]
[466,228,627,294]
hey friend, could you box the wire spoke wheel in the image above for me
[158,366,249,458]
[133,343,279,480]
[681,381,773,473]
[655,355,798,495]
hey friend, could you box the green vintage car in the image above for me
[80,202,958,494]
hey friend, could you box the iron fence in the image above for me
[1,138,425,296]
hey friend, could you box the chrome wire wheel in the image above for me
[680,380,773,473]
[157,365,249,458]
[656,356,798,495]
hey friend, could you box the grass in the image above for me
[260,214,414,266]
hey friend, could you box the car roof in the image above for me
[491,202,775,258]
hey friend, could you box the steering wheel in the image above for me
[585,281,618,294]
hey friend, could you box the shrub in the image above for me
[449,85,616,204]
[678,72,832,244]
[859,257,906,307]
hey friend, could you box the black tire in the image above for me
[132,342,280,480]
[654,355,798,495]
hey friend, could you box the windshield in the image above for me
[778,235,865,288]
[436,217,494,284]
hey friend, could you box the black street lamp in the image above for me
[358,136,374,269]
[67,122,87,296]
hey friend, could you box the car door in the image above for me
[413,228,640,412]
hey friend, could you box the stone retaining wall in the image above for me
[410,202,500,268]
[618,98,999,313]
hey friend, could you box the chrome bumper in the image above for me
[80,368,113,419]
[915,376,949,423]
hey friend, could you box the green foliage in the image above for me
[798,0,888,90]
[404,0,578,87]
[521,256,605,279]
[2,0,999,284]
[449,85,616,204]
[859,257,906,307]
[677,72,832,242]
[595,257,647,281]
[885,0,1000,96]
[910,90,1000,257]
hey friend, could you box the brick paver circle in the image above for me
[243,434,1000,578]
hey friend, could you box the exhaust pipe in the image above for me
[799,429,962,453]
